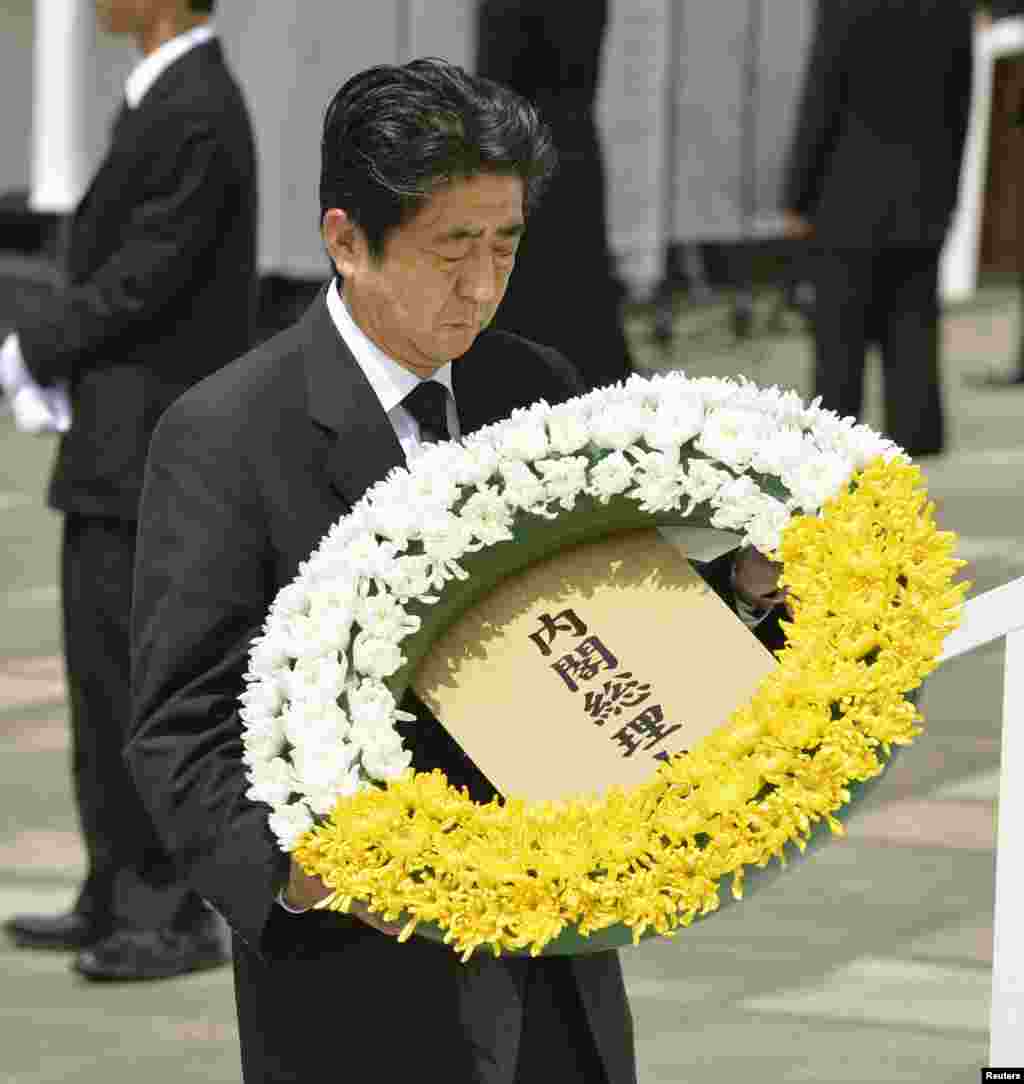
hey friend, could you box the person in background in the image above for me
[475,0,634,390]
[0,0,258,981]
[782,0,975,457]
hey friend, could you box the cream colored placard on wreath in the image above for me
[412,528,778,802]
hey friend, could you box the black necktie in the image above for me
[402,381,451,444]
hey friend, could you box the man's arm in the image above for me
[18,110,232,387]
[126,398,287,957]
[782,0,849,219]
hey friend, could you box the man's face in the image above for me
[328,172,526,377]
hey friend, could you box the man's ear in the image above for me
[322,209,362,278]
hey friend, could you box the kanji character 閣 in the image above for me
[549,635,619,692]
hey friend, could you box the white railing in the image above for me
[938,575,1024,1066]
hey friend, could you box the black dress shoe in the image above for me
[71,914,229,981]
[3,911,109,951]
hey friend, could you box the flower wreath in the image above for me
[241,372,966,961]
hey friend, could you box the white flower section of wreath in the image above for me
[241,372,902,850]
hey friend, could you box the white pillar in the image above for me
[29,0,94,212]
[990,625,1024,1066]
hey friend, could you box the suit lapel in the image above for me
[302,289,406,508]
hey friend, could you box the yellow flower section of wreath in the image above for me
[293,457,966,961]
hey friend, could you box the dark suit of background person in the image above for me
[1,27,258,979]
[476,0,634,390]
[782,0,974,457]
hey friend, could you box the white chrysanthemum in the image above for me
[748,427,810,477]
[630,450,687,513]
[240,713,286,766]
[450,437,502,487]
[546,405,590,455]
[347,677,414,730]
[267,801,314,851]
[420,511,478,568]
[342,532,400,580]
[291,738,359,794]
[239,677,286,721]
[588,403,649,451]
[246,634,291,679]
[246,756,296,807]
[351,629,405,679]
[498,415,549,461]
[378,553,434,601]
[534,456,589,510]
[355,592,420,642]
[708,474,765,531]
[499,459,548,513]
[682,459,734,507]
[281,698,350,748]
[744,495,791,554]
[643,397,704,452]
[697,407,777,472]
[459,485,515,544]
[270,582,309,620]
[588,451,634,502]
[782,451,856,512]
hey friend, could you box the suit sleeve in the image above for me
[126,399,288,958]
[782,0,850,216]
[18,110,233,387]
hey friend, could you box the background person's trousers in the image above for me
[810,244,945,457]
[62,513,204,930]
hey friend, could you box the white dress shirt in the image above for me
[123,23,216,109]
[0,24,218,436]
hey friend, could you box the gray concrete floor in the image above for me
[2,281,1022,1082]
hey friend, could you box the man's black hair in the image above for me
[319,57,557,263]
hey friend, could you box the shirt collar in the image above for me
[124,24,216,109]
[325,279,454,412]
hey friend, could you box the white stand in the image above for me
[939,576,1024,1066]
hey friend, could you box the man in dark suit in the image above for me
[782,0,975,457]
[0,0,257,980]
[126,59,787,1081]
[476,0,634,390]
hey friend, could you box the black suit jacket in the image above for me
[783,0,974,247]
[18,39,258,520]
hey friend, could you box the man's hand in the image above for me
[285,858,405,936]
[782,210,814,241]
[732,546,787,611]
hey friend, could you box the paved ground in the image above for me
[1,278,1021,1083]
